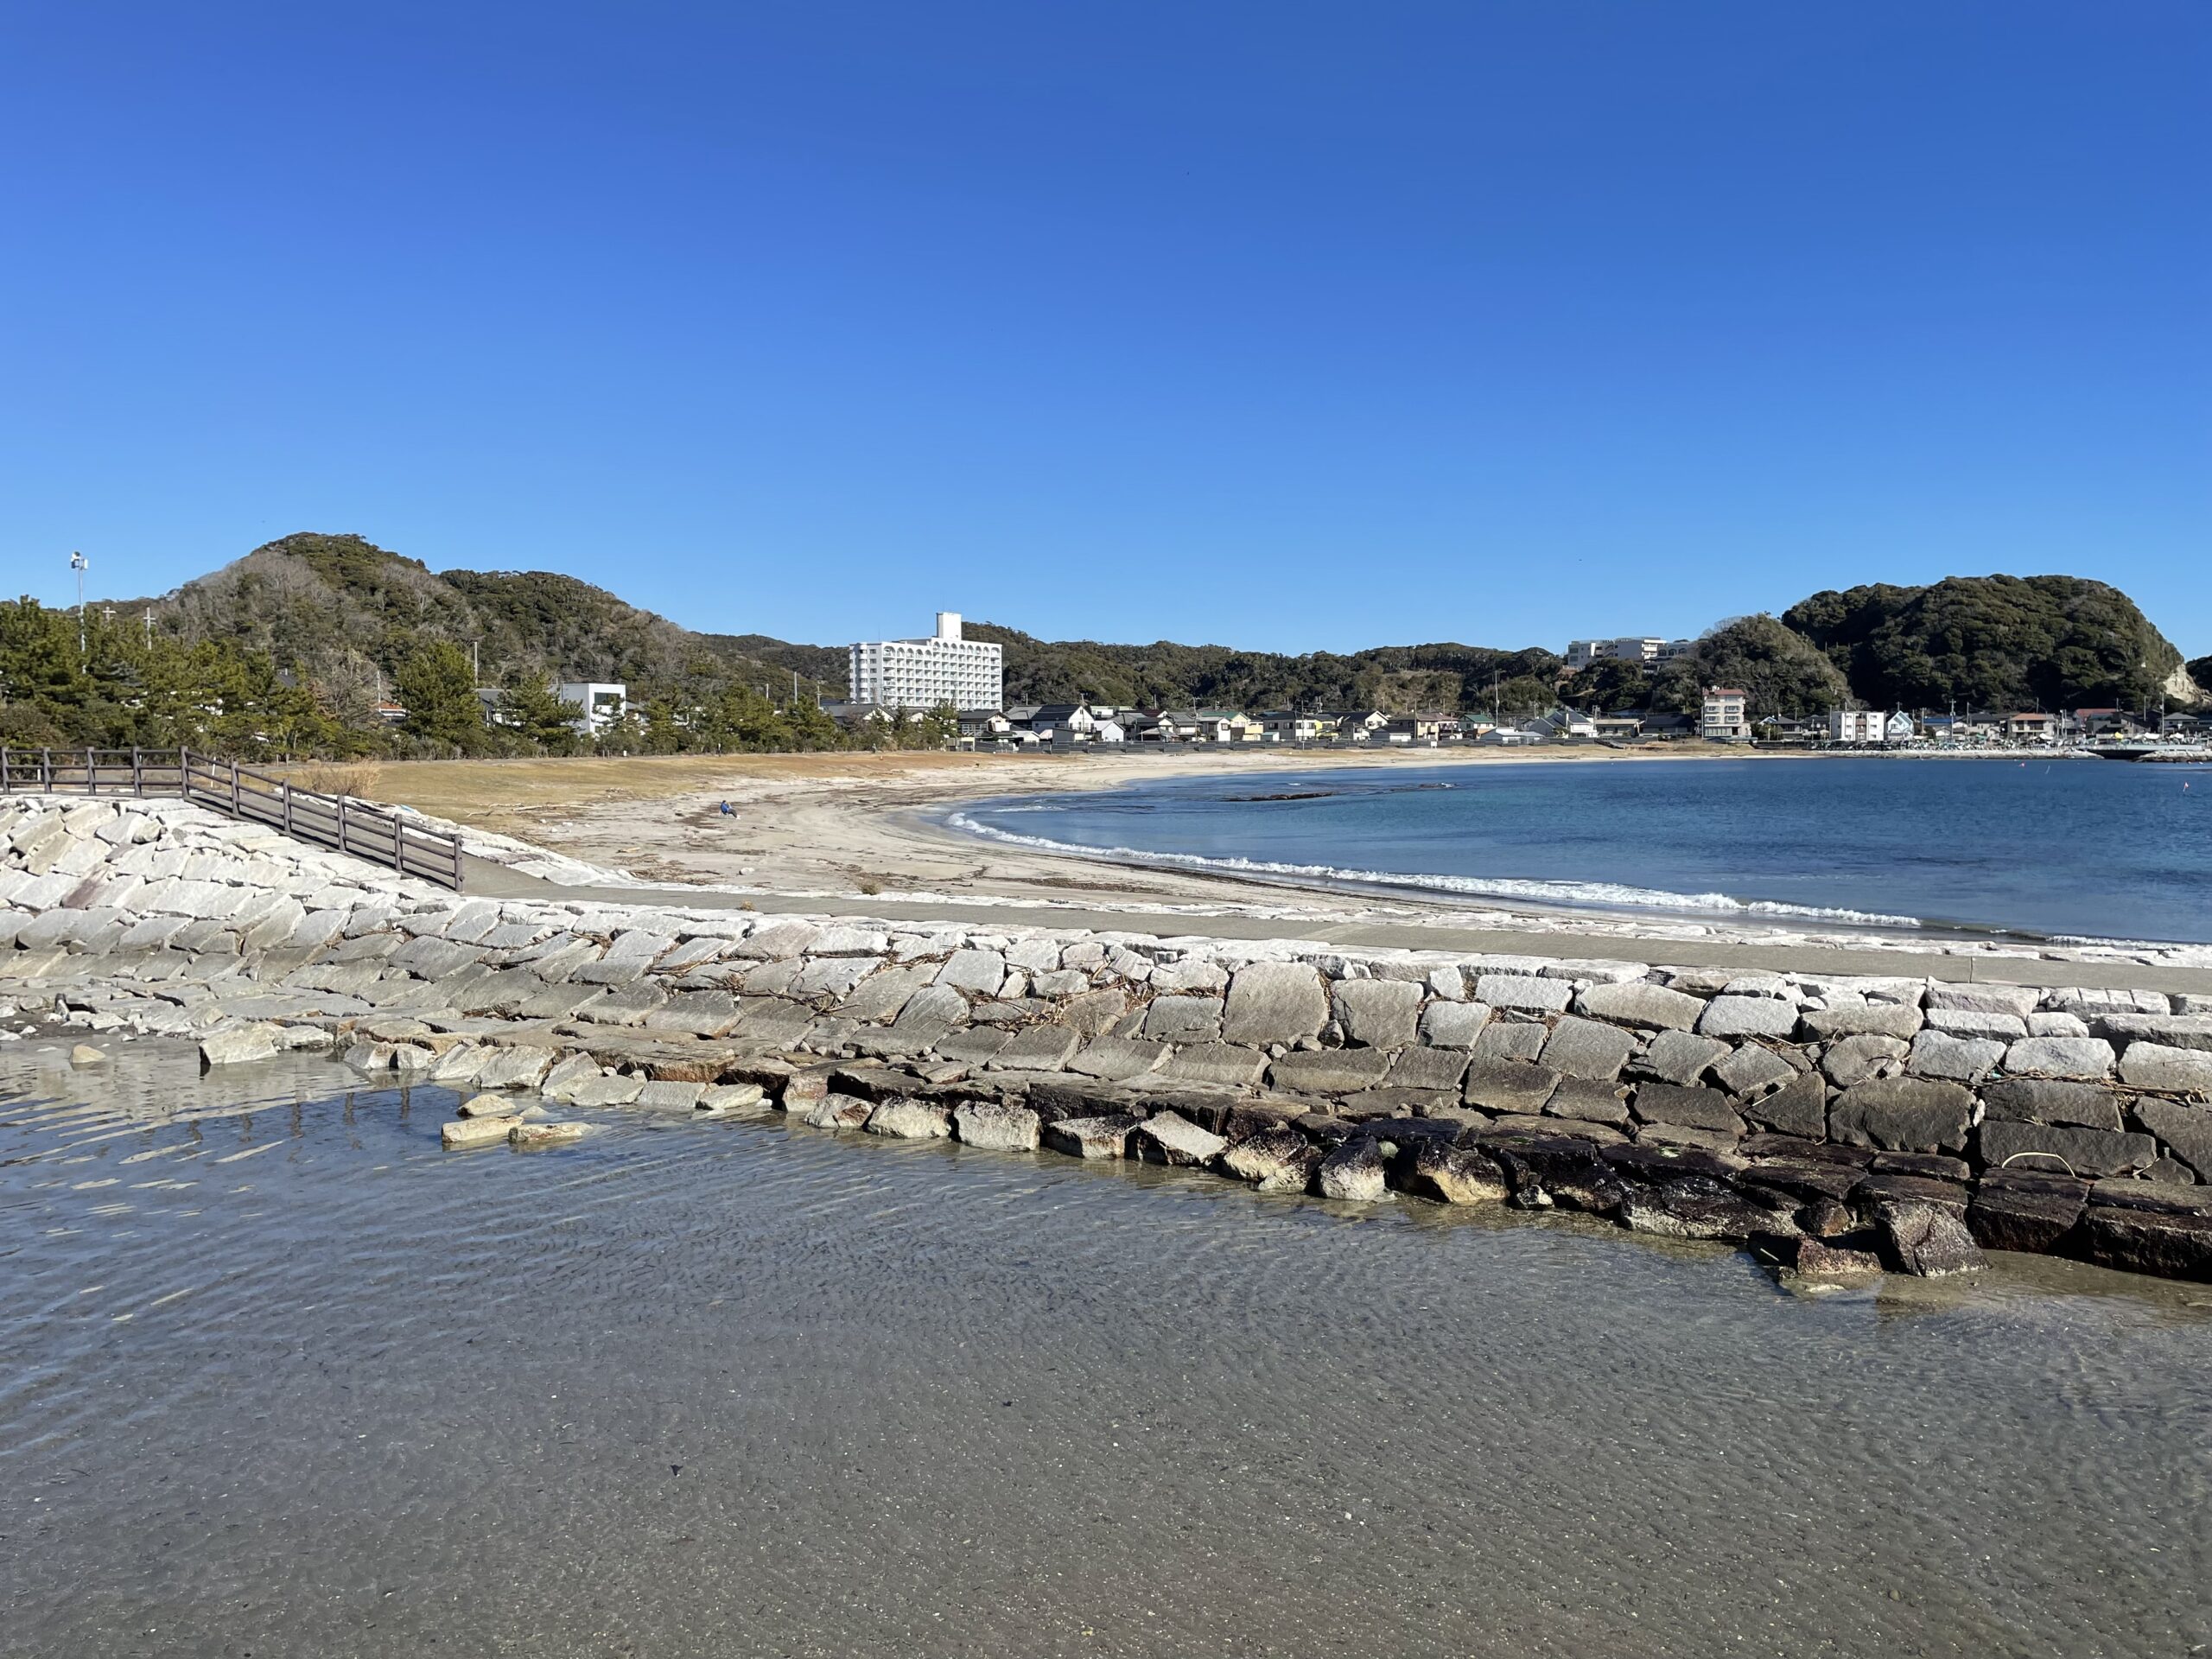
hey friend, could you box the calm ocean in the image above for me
[950,754,2212,944]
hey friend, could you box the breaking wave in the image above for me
[944,810,1926,929]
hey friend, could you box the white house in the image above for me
[1828,709,1885,743]
[557,681,629,739]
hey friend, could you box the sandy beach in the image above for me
[365,744,1817,922]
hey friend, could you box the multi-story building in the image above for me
[847,613,1003,713]
[1564,636,1695,671]
[1828,709,1885,743]
[1700,686,1750,741]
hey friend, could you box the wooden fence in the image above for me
[0,747,464,891]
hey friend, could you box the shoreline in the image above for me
[365,748,2211,969]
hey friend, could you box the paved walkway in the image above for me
[462,855,2212,997]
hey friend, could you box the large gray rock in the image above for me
[1926,1007,2030,1041]
[1620,1178,1794,1242]
[1925,982,2039,1018]
[1698,996,1799,1039]
[936,950,1008,996]
[1066,1036,1169,1082]
[1638,1030,1732,1086]
[1821,1033,1909,1087]
[1828,1078,1974,1153]
[934,1026,1014,1066]
[1331,979,1424,1048]
[867,1098,955,1140]
[1220,1128,1319,1192]
[1630,1082,1742,1135]
[1713,1044,1797,1097]
[2002,1037,2116,1081]
[1539,1016,1634,1082]
[1472,1022,1548,1062]
[1401,1140,1510,1205]
[2133,1099,2212,1179]
[1129,1110,1229,1166]
[954,1099,1042,1151]
[1141,995,1224,1042]
[1980,1077,2124,1131]
[1268,1048,1393,1095]
[197,1023,283,1067]
[1222,963,1329,1046]
[991,1025,1082,1071]
[1157,1041,1268,1088]
[1317,1138,1391,1201]
[1908,1030,2005,1084]
[2119,1042,2212,1095]
[1461,1058,1560,1115]
[1576,980,1704,1032]
[2089,1013,2212,1053]
[1419,1001,1492,1047]
[1877,1200,1985,1276]
[1738,1070,1828,1139]
[1544,1079,1630,1127]
[1978,1120,2158,1179]
[1800,1001,1923,1041]
[1475,974,1573,1014]
[1043,1113,1141,1160]
[1386,1046,1469,1092]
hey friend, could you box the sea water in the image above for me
[950,755,2212,943]
[3,1041,2209,1656]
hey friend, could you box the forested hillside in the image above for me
[3,531,2194,760]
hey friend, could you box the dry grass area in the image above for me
[361,751,1056,836]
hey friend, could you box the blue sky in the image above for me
[4,3,2206,655]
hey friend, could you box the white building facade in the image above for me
[847,613,1003,712]
[1700,686,1750,741]
[1564,636,1696,671]
[557,682,629,738]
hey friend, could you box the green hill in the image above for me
[1783,575,2197,713]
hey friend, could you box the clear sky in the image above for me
[4,3,2206,656]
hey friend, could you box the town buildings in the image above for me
[847,613,1003,713]
[1564,636,1696,670]
[1700,687,1750,741]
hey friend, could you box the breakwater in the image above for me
[5,792,2210,1284]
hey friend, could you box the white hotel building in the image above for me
[848,613,1003,712]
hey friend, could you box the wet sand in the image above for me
[4,1038,2209,1657]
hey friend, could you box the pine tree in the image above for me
[396,640,485,753]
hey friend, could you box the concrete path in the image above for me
[462,855,2212,998]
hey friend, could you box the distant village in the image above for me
[429,616,2206,754]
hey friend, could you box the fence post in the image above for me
[229,761,240,817]
[283,781,293,835]
[336,796,348,857]
[87,748,98,797]
[41,748,52,791]
[131,747,143,794]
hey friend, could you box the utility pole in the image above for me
[144,607,153,648]
[70,551,88,656]
[471,640,480,683]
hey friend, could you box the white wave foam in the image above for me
[945,810,1925,928]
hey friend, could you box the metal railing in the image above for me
[0,747,464,891]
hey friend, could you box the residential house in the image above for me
[1027,703,1100,743]
[957,709,1012,742]
[1382,714,1446,745]
[1640,711,1697,740]
[1591,713,1644,740]
[2005,712,2056,744]
[557,681,629,740]
[1700,687,1751,742]
[372,699,408,725]
[1192,709,1259,743]
[1828,709,1885,743]
[1884,710,1917,742]
[1258,712,1334,744]
[1475,726,1543,746]
[2076,709,2145,740]
[1332,709,1392,743]
[1524,705,1597,741]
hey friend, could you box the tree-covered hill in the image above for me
[1783,575,2197,712]
[968,623,1560,716]
[18,532,2190,760]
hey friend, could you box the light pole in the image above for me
[70,551,88,657]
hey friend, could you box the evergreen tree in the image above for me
[396,640,485,753]
[497,678,584,755]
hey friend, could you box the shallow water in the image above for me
[950,755,2212,941]
[3,1039,2210,1657]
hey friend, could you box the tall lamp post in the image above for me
[70,551,88,657]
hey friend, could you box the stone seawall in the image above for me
[6,794,2211,1283]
